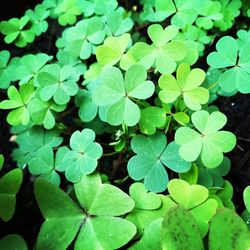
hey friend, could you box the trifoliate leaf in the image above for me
[57,129,102,182]
[175,110,236,168]
[159,63,208,110]
[93,64,154,126]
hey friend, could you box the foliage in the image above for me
[0,0,249,248]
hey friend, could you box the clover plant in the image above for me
[0,0,249,248]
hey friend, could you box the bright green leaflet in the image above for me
[139,106,166,135]
[35,174,136,250]
[61,16,105,60]
[37,64,79,105]
[0,83,35,126]
[129,24,187,74]
[159,63,208,111]
[161,206,204,250]
[0,16,35,47]
[175,110,236,168]
[93,64,155,126]
[28,145,69,186]
[28,98,66,129]
[96,33,131,67]
[129,218,163,250]
[207,36,250,93]
[57,129,102,182]
[128,133,191,193]
[15,53,52,85]
[0,234,27,250]
[168,179,217,237]
[209,208,250,250]
[25,4,50,36]
[54,0,81,26]
[243,186,250,212]
[0,155,4,171]
[0,169,23,222]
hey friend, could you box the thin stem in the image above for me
[207,81,219,91]
[102,151,119,157]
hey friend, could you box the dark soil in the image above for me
[0,0,249,249]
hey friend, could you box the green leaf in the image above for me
[93,65,154,126]
[54,0,81,26]
[61,16,105,59]
[96,33,131,67]
[139,107,166,135]
[159,63,208,110]
[129,24,187,74]
[0,169,23,221]
[175,110,236,168]
[37,64,79,105]
[167,179,208,210]
[34,178,83,250]
[0,234,27,250]
[162,206,204,250]
[243,186,250,212]
[209,208,250,250]
[0,83,34,126]
[57,129,102,182]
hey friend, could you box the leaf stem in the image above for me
[102,151,119,157]
[207,81,219,91]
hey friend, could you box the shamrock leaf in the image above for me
[128,133,191,192]
[28,145,69,186]
[0,50,12,89]
[13,126,63,168]
[54,0,81,26]
[57,129,102,182]
[209,208,250,249]
[159,63,209,110]
[167,179,217,237]
[37,64,79,105]
[175,110,236,168]
[104,8,133,36]
[0,16,35,47]
[96,33,131,67]
[0,169,23,222]
[78,0,118,17]
[35,174,136,250]
[207,36,250,93]
[0,83,35,126]
[25,4,50,36]
[139,106,166,135]
[93,64,155,126]
[0,235,27,250]
[15,53,52,85]
[125,183,162,235]
[28,98,66,129]
[129,24,187,74]
[61,16,105,60]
